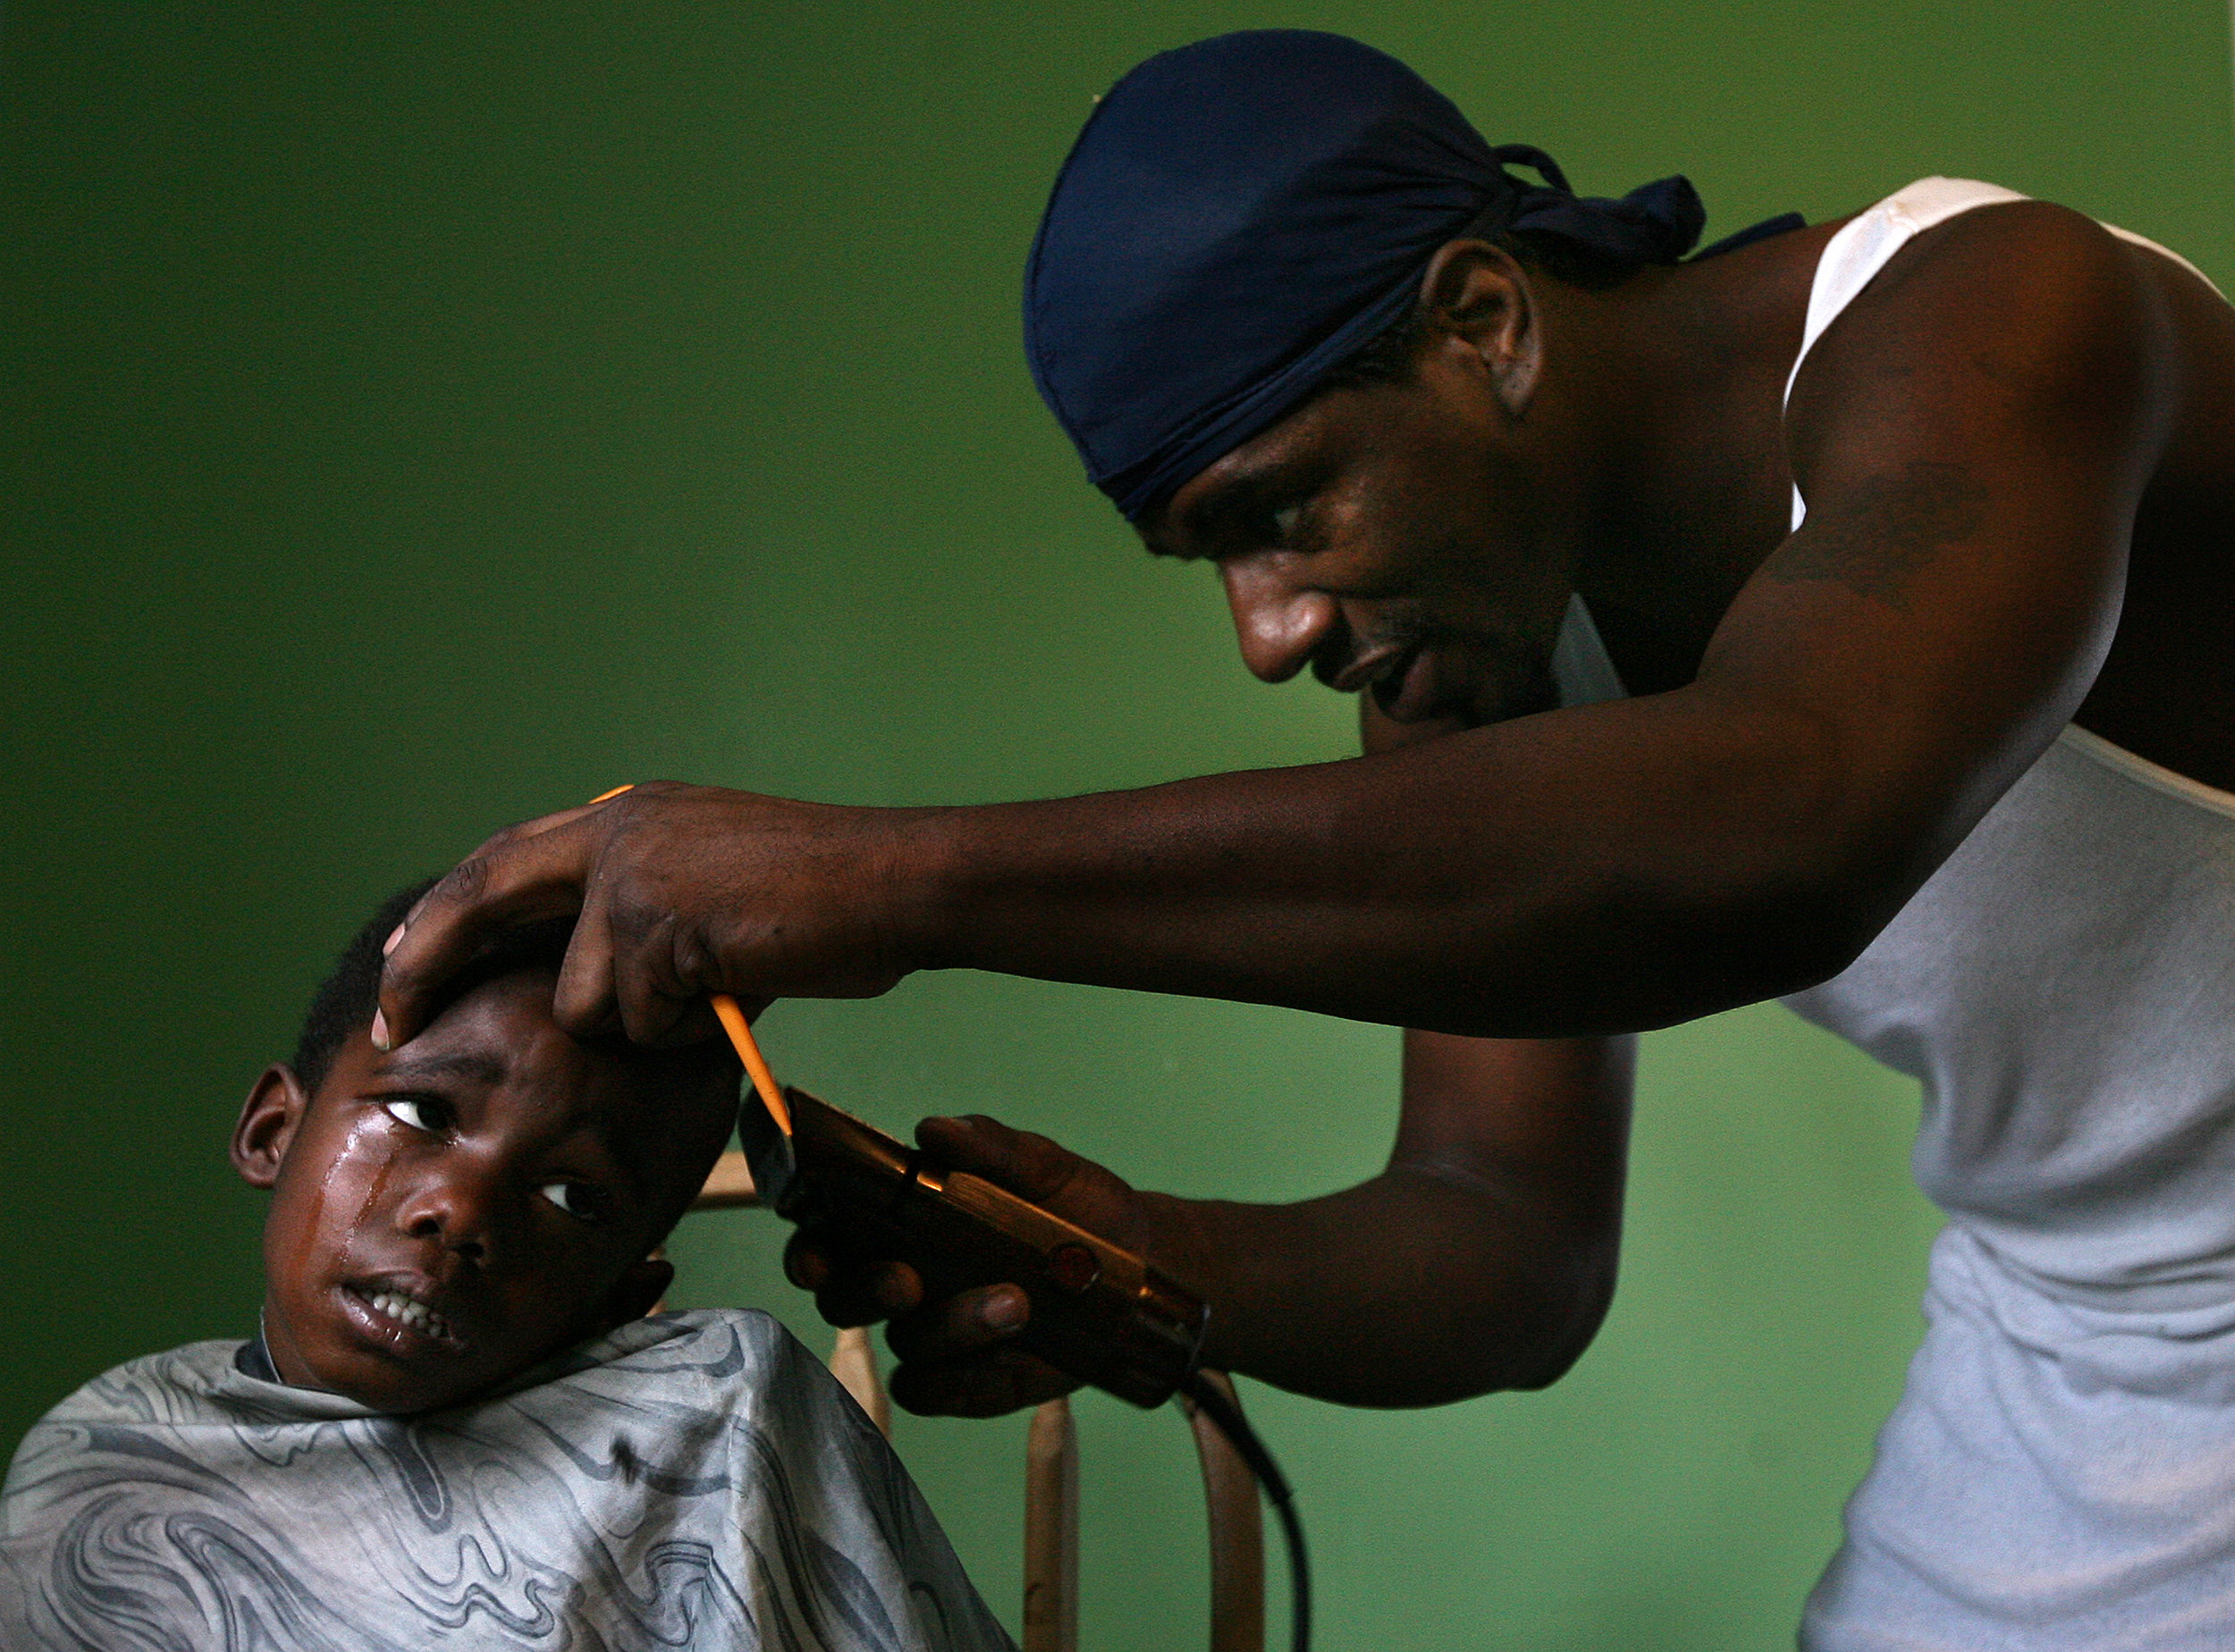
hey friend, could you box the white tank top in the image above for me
[1556,178,2235,1650]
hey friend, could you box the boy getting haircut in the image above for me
[1,881,1012,1652]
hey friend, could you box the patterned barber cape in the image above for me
[1,1308,1014,1651]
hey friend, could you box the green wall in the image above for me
[5,4,2228,1647]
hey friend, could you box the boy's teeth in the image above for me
[365,1289,449,1338]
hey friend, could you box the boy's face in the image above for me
[232,967,733,1412]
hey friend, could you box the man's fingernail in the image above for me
[382,923,406,957]
[982,1290,1026,1331]
[370,1010,392,1052]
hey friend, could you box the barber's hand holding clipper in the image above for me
[780,700,1483,1419]
[785,1113,1195,1417]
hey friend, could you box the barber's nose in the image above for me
[1220,560,1339,684]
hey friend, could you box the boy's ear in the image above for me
[232,1065,311,1189]
[602,1253,677,1328]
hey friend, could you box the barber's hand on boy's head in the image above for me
[786,1116,1167,1419]
[374,780,912,1052]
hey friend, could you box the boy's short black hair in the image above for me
[291,878,441,1092]
[290,879,744,1103]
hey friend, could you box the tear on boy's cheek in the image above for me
[259,1109,468,1405]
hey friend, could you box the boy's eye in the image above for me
[540,1182,610,1223]
[383,1098,449,1134]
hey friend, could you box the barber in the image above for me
[378,32,2235,1649]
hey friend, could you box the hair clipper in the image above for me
[739,1089,1210,1408]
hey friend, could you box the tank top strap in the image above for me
[1552,594,1628,709]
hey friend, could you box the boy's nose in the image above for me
[1220,560,1340,684]
[398,1172,498,1263]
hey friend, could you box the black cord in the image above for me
[1177,1370,1311,1652]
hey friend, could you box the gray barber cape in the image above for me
[1,1308,1013,1651]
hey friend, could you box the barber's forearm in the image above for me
[1133,1168,1620,1407]
[891,695,1886,1037]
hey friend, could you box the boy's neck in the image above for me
[234,1317,284,1384]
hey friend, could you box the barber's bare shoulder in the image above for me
[1733,196,2235,788]
[1788,199,2162,468]
[1766,203,2165,611]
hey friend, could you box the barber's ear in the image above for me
[1418,240,1542,418]
[232,1065,311,1190]
[603,1254,677,1328]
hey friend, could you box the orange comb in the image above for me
[711,994,793,1136]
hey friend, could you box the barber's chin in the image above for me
[1377,652,1554,729]
[1372,649,1450,724]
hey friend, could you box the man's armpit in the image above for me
[1768,460,1988,612]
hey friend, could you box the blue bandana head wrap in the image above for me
[1025,30,1746,523]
